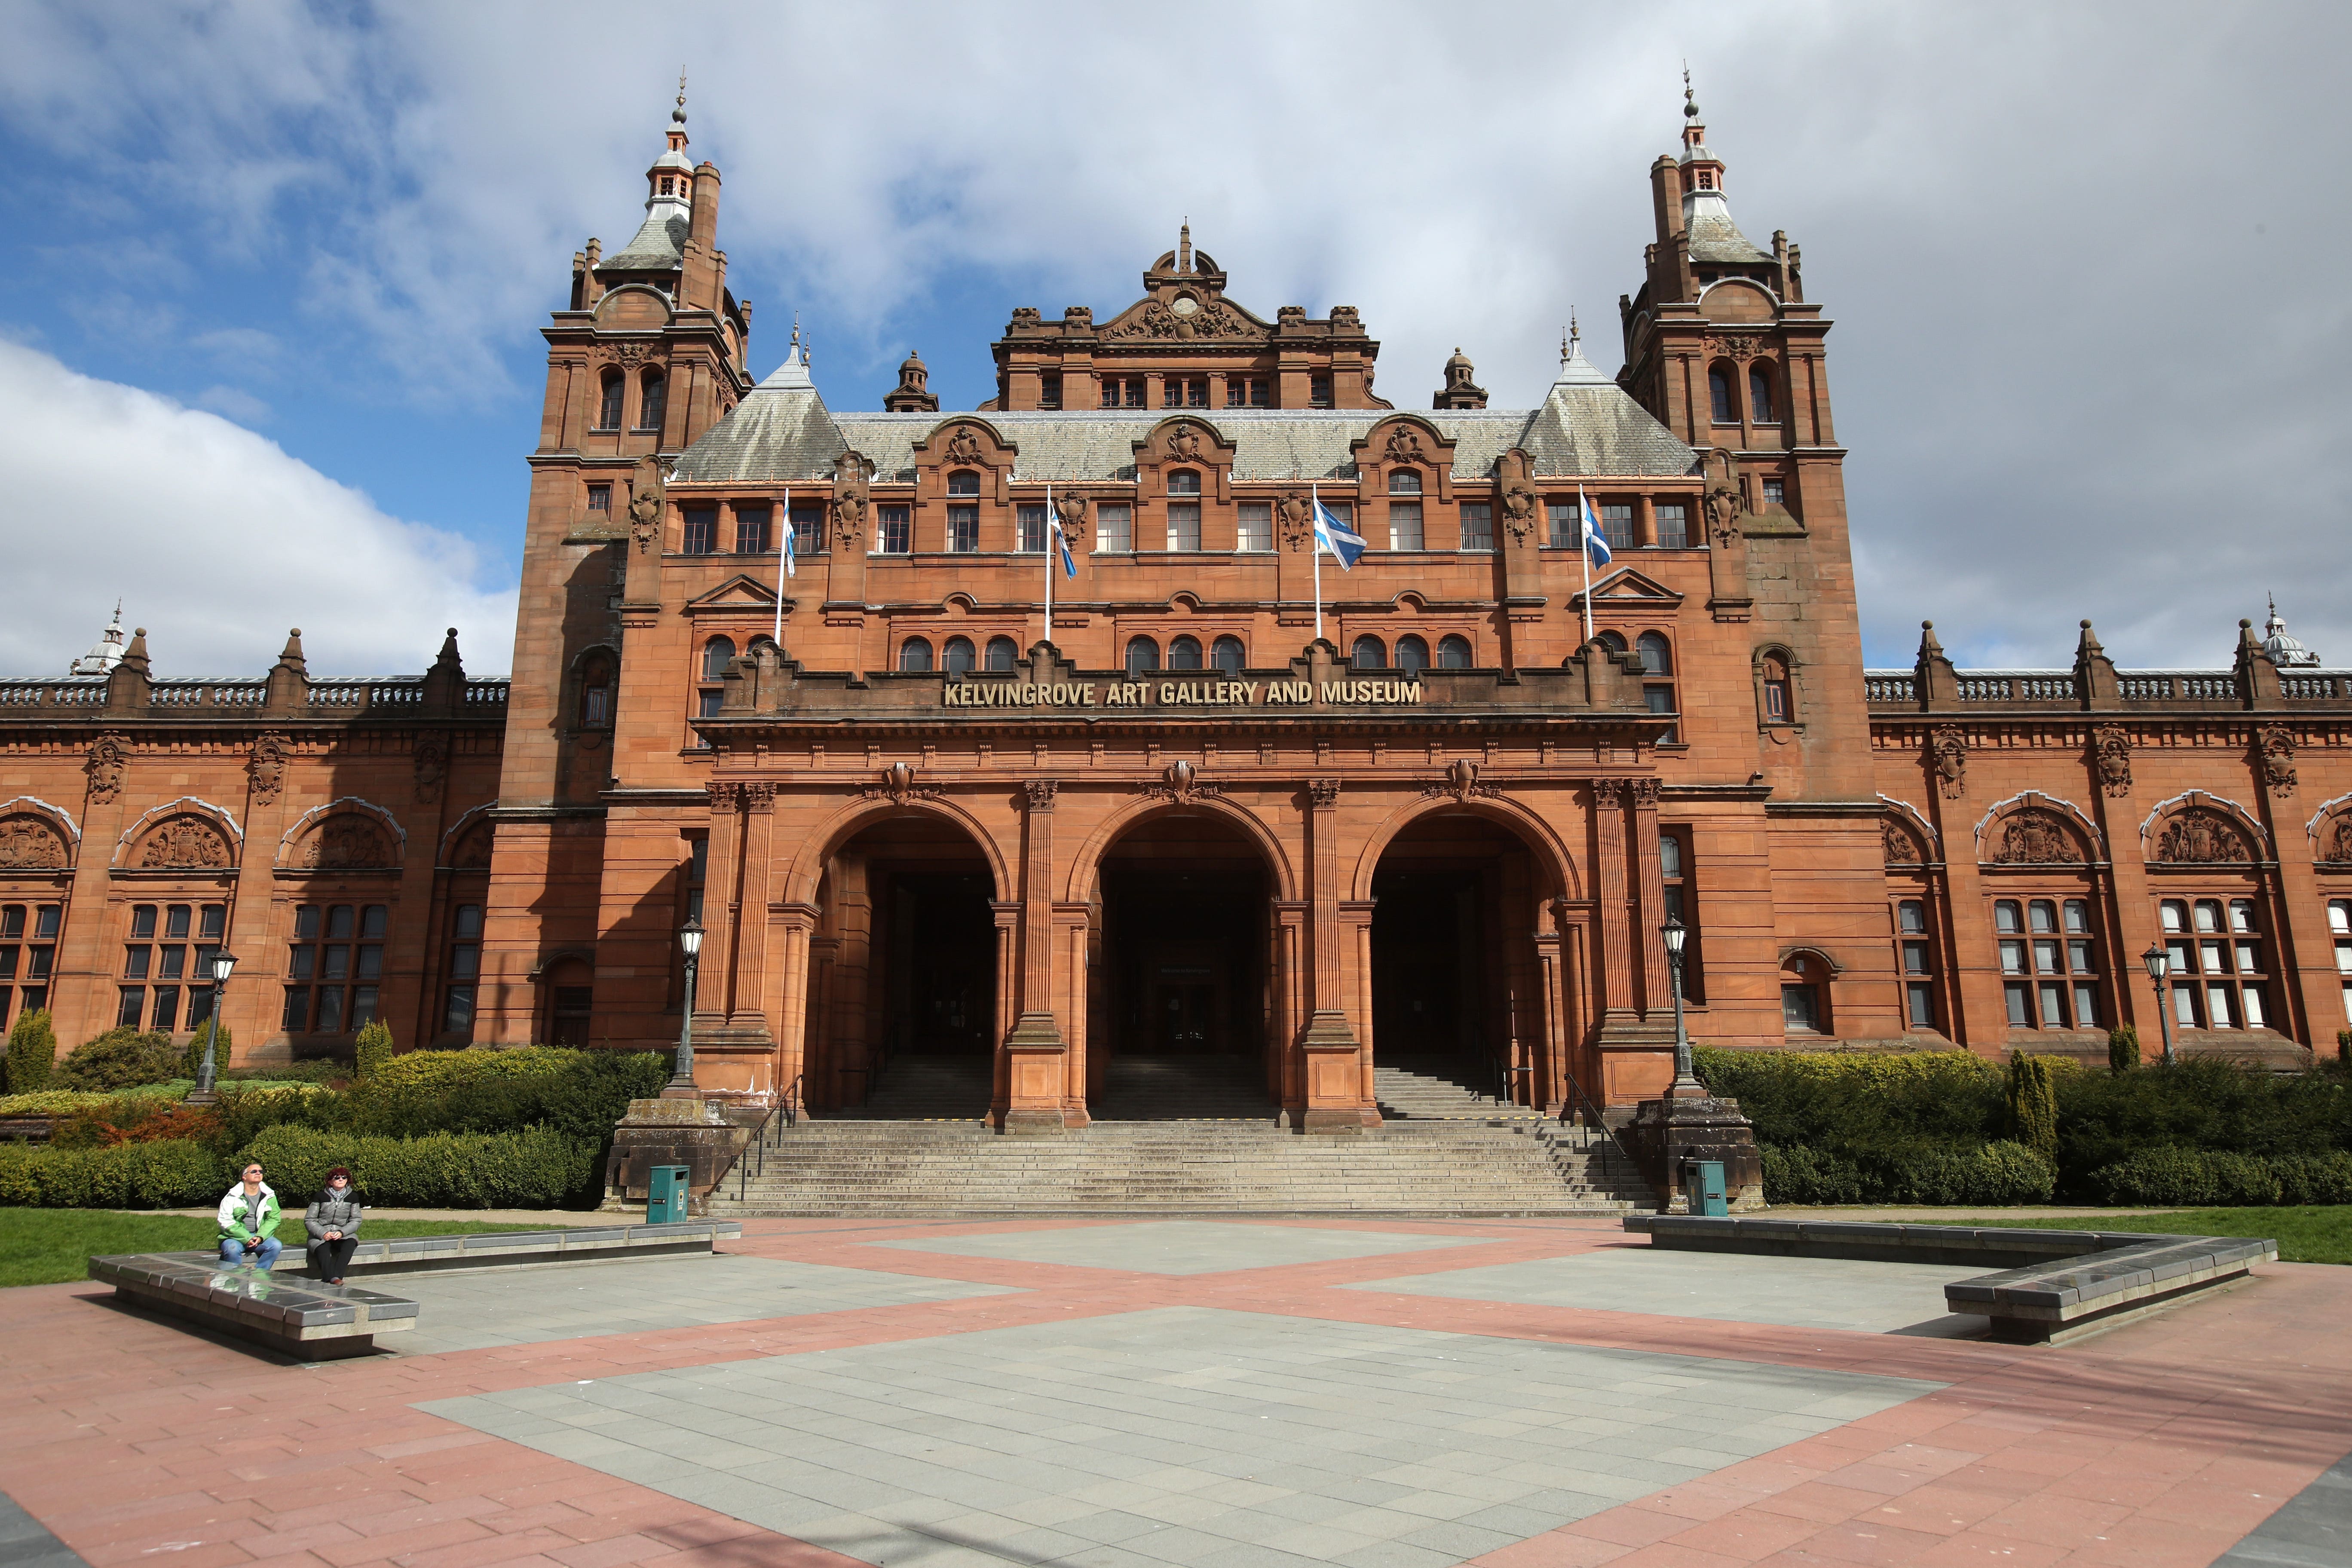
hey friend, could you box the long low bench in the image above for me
[1623,1214,2276,1344]
[89,1220,744,1358]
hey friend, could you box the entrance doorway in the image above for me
[1369,814,1550,1106]
[1089,814,1274,1118]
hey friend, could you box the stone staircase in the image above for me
[710,1050,1656,1219]
[1374,1057,1546,1123]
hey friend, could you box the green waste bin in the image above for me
[646,1164,690,1225]
[1683,1159,1727,1217]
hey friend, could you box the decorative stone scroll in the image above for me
[830,451,873,551]
[1277,490,1312,551]
[859,762,941,805]
[248,733,292,805]
[2258,725,2298,798]
[1930,726,1968,800]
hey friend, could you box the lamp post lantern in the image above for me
[1662,916,1700,1094]
[184,949,239,1106]
[667,918,704,1096]
[2142,942,2177,1066]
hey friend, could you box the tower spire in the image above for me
[1179,220,1192,274]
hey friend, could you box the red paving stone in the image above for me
[3,1215,2348,1568]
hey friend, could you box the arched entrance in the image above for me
[803,812,999,1115]
[1085,811,1278,1119]
[1368,812,1560,1109]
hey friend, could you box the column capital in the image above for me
[1024,778,1059,812]
[1308,778,1341,809]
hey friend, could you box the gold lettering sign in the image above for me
[940,680,1423,709]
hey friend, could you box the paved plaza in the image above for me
[4,1217,2349,1568]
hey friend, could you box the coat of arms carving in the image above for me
[1988,808,2082,865]
[0,816,67,870]
[2155,807,2253,865]
[2091,725,2132,798]
[1929,727,1968,800]
[86,732,130,805]
[140,816,232,870]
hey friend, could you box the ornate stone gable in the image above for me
[1101,296,1263,342]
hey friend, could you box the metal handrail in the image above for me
[1555,1066,1641,1176]
[731,1074,803,1201]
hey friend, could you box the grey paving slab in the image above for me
[389,1252,1021,1354]
[1338,1246,1990,1334]
[2216,1448,2352,1568]
[422,1305,1939,1568]
[867,1221,1486,1275]
[0,1489,89,1568]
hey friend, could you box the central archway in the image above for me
[1083,809,1280,1120]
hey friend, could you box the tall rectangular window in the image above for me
[679,505,717,556]
[1994,896,2102,1028]
[1096,503,1133,552]
[1235,503,1271,552]
[1547,501,1575,548]
[946,505,979,554]
[1017,504,1048,554]
[285,904,388,1035]
[1601,504,1634,551]
[875,504,910,554]
[733,503,771,556]
[1309,374,1332,408]
[2156,896,2269,1029]
[789,502,825,556]
[1654,503,1689,548]
[1460,502,1493,551]
[586,483,611,514]
[1388,500,1423,551]
[1039,374,1062,410]
[1659,830,1702,1003]
[442,903,482,1037]
[1166,502,1200,552]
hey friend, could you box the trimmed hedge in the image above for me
[1758,1139,2055,1207]
[55,1029,185,1091]
[2093,1148,2352,1207]
[5,1009,56,1094]
[352,1020,394,1080]
[234,1124,594,1208]
[0,1085,181,1118]
[0,1139,224,1208]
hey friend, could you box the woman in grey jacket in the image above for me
[303,1167,363,1283]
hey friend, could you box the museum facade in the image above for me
[4,93,2348,1127]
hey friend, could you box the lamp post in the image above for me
[666,918,704,1096]
[184,949,239,1106]
[2142,942,2177,1066]
[1662,916,1700,1094]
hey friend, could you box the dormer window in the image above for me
[947,470,981,497]
[1167,470,1200,496]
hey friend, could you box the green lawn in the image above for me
[0,1210,560,1289]
[1910,1206,2352,1265]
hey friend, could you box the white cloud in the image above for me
[194,384,271,426]
[0,341,516,678]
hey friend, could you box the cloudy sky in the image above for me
[0,1,2343,677]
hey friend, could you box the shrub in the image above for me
[2007,1052,2058,1163]
[220,1060,346,1085]
[5,1010,57,1095]
[2340,1029,2351,1070]
[2108,1025,2141,1074]
[234,1124,595,1208]
[2271,1152,2352,1206]
[1695,1046,2006,1151]
[2092,1146,2283,1207]
[0,1087,173,1118]
[337,1047,666,1146]
[184,1018,233,1081]
[352,1020,395,1080]
[0,1139,224,1208]
[1758,1144,1868,1206]
[55,1029,187,1091]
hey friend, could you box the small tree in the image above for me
[55,1028,184,1091]
[185,1017,233,1080]
[2107,1024,2141,1074]
[353,1018,395,1079]
[2006,1050,2058,1164]
[5,1009,57,1094]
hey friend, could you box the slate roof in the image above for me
[1682,191,1773,265]
[671,348,1697,487]
[603,206,689,271]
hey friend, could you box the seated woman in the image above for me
[303,1167,364,1284]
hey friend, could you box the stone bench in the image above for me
[267,1219,743,1278]
[1623,1214,2277,1344]
[89,1253,418,1359]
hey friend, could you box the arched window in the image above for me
[1388,469,1422,494]
[578,655,613,729]
[946,470,980,497]
[898,637,934,672]
[636,369,667,433]
[1438,634,1473,669]
[1167,469,1200,496]
[1636,632,1673,676]
[1351,635,1387,670]
[943,636,976,674]
[1125,636,1160,675]
[1212,635,1245,673]
[596,371,624,432]
[984,635,1018,672]
[1781,956,1825,1034]
[1169,635,1203,671]
[1597,630,1629,656]
[1636,632,1679,742]
[1708,364,1736,425]
[1761,651,1793,725]
[1748,363,1777,424]
[1395,636,1430,674]
[700,636,735,681]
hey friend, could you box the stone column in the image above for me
[1301,779,1374,1130]
[697,783,741,1042]
[1629,778,1672,1015]
[1341,900,1380,1110]
[772,903,819,1108]
[727,784,775,1028]
[1274,900,1308,1123]
[1590,779,1636,1020]
[988,900,1021,1125]
[999,780,1069,1133]
[1055,900,1093,1126]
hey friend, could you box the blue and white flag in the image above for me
[1579,486,1613,570]
[781,510,796,578]
[1047,490,1076,579]
[1311,490,1366,570]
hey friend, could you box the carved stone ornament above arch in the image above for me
[1878,795,1938,867]
[1973,791,2103,867]
[922,417,1014,471]
[1101,294,1266,343]
[275,796,407,872]
[110,797,243,872]
[0,798,76,872]
[1134,416,1235,472]
[2306,793,2352,868]
[2141,790,2269,867]
[0,796,82,863]
[438,803,497,871]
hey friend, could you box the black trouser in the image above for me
[308,1237,358,1279]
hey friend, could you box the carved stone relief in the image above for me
[2258,726,2298,797]
[1308,779,1341,808]
[85,733,130,805]
[1023,779,1059,812]
[247,733,291,805]
[140,816,232,870]
[0,816,67,870]
[831,450,872,550]
[1166,423,1205,465]
[2155,807,2254,865]
[943,425,986,466]
[1988,808,2083,865]
[2321,810,2352,867]
[1930,727,1968,800]
[413,738,446,805]
[448,822,493,870]
[1381,426,1430,467]
[1103,297,1259,342]
[301,815,393,870]
[1882,819,1925,865]
[1276,490,1312,551]
[626,460,666,554]
[1141,761,1220,805]
[1500,482,1540,543]
[859,762,941,805]
[2092,725,2133,798]
[1053,491,1090,549]
[1421,759,1501,805]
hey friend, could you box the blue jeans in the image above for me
[219,1235,282,1268]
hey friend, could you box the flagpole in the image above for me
[775,486,790,647]
[1311,484,1325,645]
[1577,483,1594,646]
[1043,484,1054,647]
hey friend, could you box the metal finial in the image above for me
[1683,63,1697,118]
[673,68,688,124]
[1560,328,1571,364]
[1570,311,1580,344]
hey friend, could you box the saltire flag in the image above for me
[1312,492,1366,570]
[781,509,796,577]
[1579,487,1613,569]
[1047,489,1076,579]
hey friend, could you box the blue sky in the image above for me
[1,1,2346,677]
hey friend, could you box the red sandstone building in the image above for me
[5,95,2347,1126]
